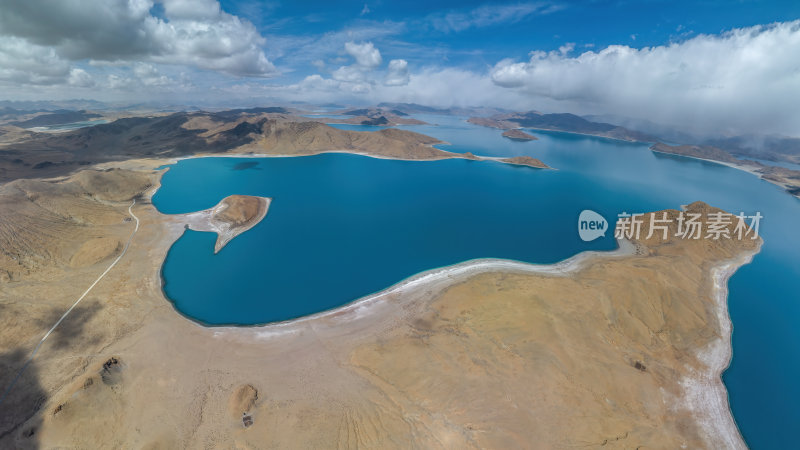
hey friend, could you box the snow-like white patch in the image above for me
[680,249,759,450]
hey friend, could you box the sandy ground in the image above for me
[679,253,756,450]
[0,164,761,449]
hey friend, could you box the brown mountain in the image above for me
[501,129,538,141]
[469,111,657,142]
[650,142,740,164]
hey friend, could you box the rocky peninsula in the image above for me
[173,195,270,253]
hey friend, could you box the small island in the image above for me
[176,195,270,253]
[453,152,549,168]
[502,129,538,141]
[498,155,550,169]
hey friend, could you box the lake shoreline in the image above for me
[0,147,767,447]
[151,184,759,448]
[148,153,760,447]
[178,239,637,330]
[651,147,800,200]
[680,246,760,449]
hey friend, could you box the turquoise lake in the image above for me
[30,119,109,131]
[153,115,800,449]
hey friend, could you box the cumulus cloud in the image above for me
[0,36,71,85]
[325,41,385,89]
[344,41,382,68]
[161,0,221,20]
[132,63,172,86]
[68,68,95,87]
[490,21,800,136]
[384,59,409,86]
[332,65,367,83]
[0,0,276,81]
[253,66,526,111]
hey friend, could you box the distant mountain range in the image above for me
[377,102,508,117]
[584,113,800,165]
[0,99,108,113]
[4,99,798,166]
[650,142,800,198]
[468,111,658,142]
[328,107,426,126]
[703,135,800,165]
[9,110,102,128]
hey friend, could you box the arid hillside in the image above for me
[0,111,454,183]
[0,165,760,449]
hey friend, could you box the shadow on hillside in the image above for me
[0,347,44,449]
[36,300,105,350]
[0,298,105,448]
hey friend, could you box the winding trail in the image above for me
[0,199,140,407]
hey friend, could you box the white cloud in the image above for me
[133,63,172,86]
[107,74,137,90]
[326,41,384,87]
[558,43,574,55]
[68,68,95,87]
[490,21,800,136]
[384,59,409,86]
[249,66,526,111]
[161,0,221,20]
[0,36,71,85]
[375,67,522,107]
[344,41,382,68]
[0,0,276,80]
[429,2,562,33]
[263,21,404,71]
[332,65,367,83]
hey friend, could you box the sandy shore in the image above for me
[680,246,760,450]
[651,147,763,177]
[158,147,556,170]
[213,239,638,333]
[651,147,800,199]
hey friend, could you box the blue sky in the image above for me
[0,1,798,137]
[221,0,800,76]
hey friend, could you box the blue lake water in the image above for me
[299,114,350,119]
[326,123,392,132]
[30,119,109,131]
[153,116,799,449]
[746,157,800,171]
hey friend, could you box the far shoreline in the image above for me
[651,148,800,200]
